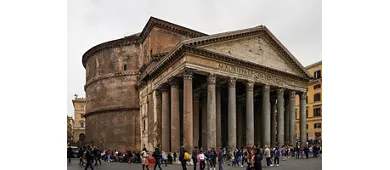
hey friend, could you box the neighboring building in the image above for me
[296,61,322,141]
[82,16,312,152]
[67,116,74,143]
[72,97,86,143]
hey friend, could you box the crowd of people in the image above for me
[67,143,322,170]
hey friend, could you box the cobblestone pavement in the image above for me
[67,157,322,170]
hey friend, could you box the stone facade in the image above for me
[82,17,313,152]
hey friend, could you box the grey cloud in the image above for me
[67,0,321,117]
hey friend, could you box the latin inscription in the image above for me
[217,63,289,85]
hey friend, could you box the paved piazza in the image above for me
[67,158,322,170]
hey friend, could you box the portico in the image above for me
[138,25,311,153]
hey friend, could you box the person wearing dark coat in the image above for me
[67,146,73,163]
[254,148,263,170]
[153,147,163,170]
[179,146,187,170]
[79,147,85,165]
[304,145,309,159]
[84,146,95,170]
[218,147,224,170]
[192,147,199,170]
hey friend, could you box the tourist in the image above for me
[162,150,168,167]
[79,147,85,165]
[173,152,177,163]
[264,145,272,167]
[211,148,217,170]
[218,147,224,170]
[67,146,72,163]
[84,145,95,170]
[304,145,309,159]
[152,147,163,170]
[295,145,300,159]
[254,147,263,170]
[141,148,150,170]
[192,147,199,170]
[198,149,206,170]
[281,146,286,161]
[243,148,248,166]
[179,146,188,170]
[274,147,280,167]
[128,150,133,164]
[93,147,101,166]
[106,149,111,162]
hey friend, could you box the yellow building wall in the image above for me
[72,98,86,142]
[295,61,322,140]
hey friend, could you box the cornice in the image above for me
[139,52,168,75]
[84,106,140,118]
[305,60,322,70]
[84,71,140,90]
[138,17,208,42]
[82,34,139,68]
[308,78,322,85]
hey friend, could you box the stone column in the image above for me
[160,84,170,152]
[284,93,290,146]
[236,102,242,148]
[289,91,296,146]
[201,92,207,148]
[183,69,193,152]
[228,78,237,151]
[299,92,307,146]
[276,89,285,147]
[169,78,180,153]
[193,93,200,148]
[216,84,222,147]
[246,81,255,147]
[262,85,271,147]
[271,98,276,148]
[207,74,217,149]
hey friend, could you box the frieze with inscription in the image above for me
[216,63,304,89]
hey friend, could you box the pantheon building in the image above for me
[82,17,311,153]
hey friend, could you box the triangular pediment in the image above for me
[201,35,302,76]
[184,26,311,79]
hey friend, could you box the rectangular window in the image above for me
[306,124,308,129]
[80,122,84,128]
[123,64,127,71]
[143,120,146,131]
[295,109,298,120]
[314,93,321,102]
[314,107,322,117]
[306,95,308,103]
[314,70,321,79]
[315,132,322,137]
[314,123,321,128]
[306,108,309,118]
[314,84,321,89]
[80,105,84,111]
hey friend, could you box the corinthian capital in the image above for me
[289,91,296,98]
[262,85,270,92]
[300,91,307,99]
[168,77,180,86]
[207,74,216,85]
[183,68,194,80]
[246,81,254,91]
[277,88,284,96]
[228,77,236,88]
[158,83,169,92]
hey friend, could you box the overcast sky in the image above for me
[67,0,321,118]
